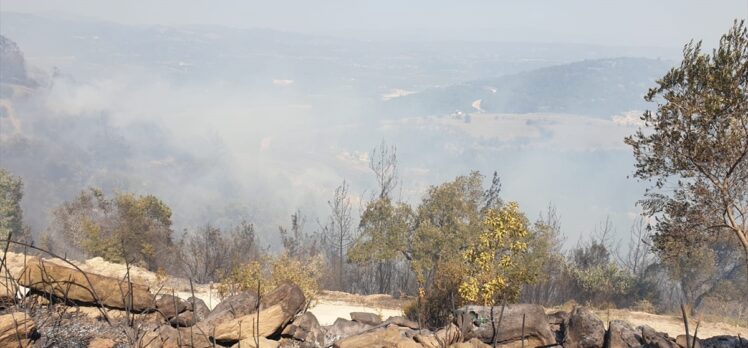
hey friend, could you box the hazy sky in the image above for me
[3,0,746,47]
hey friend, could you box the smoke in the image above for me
[0,13,675,248]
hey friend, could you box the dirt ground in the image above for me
[309,291,747,338]
[589,308,748,339]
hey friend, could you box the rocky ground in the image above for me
[0,252,745,347]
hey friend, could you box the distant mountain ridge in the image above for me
[382,57,673,117]
[0,11,679,95]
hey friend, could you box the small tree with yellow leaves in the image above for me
[218,253,324,307]
[459,202,536,306]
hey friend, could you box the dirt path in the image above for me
[309,300,404,326]
[592,308,748,339]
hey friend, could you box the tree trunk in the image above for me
[736,230,748,287]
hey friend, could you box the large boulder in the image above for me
[206,283,306,343]
[455,304,556,346]
[259,282,307,317]
[449,338,492,348]
[676,335,702,348]
[186,296,211,322]
[332,325,422,348]
[281,312,326,347]
[564,307,605,348]
[605,320,643,348]
[139,325,213,348]
[231,337,280,348]
[212,304,290,342]
[0,312,36,347]
[415,323,461,348]
[350,312,382,326]
[18,259,154,312]
[638,325,679,348]
[700,336,747,348]
[170,311,198,327]
[156,294,189,319]
[384,316,420,330]
[203,290,260,327]
[324,318,374,344]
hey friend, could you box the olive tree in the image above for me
[625,20,748,277]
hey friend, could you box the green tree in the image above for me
[348,198,414,293]
[0,169,24,242]
[0,169,32,247]
[564,221,636,307]
[625,20,748,279]
[49,188,175,271]
[411,171,484,292]
[350,171,516,326]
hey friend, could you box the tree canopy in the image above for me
[49,188,176,271]
[625,20,748,277]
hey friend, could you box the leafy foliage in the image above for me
[459,202,534,306]
[625,20,748,280]
[0,169,24,241]
[0,169,32,248]
[48,188,176,271]
[348,198,412,264]
[219,253,325,304]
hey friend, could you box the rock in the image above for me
[639,325,679,348]
[156,294,189,319]
[605,320,643,348]
[548,310,569,342]
[449,338,492,348]
[282,312,326,347]
[350,312,382,326]
[455,304,555,346]
[333,325,422,348]
[170,311,197,327]
[700,336,747,348]
[415,323,461,348]
[18,259,154,312]
[212,304,292,342]
[0,312,36,347]
[676,335,702,348]
[231,337,281,348]
[167,298,209,327]
[88,337,117,348]
[548,311,569,327]
[260,282,307,317]
[204,290,260,326]
[384,316,420,330]
[211,283,306,343]
[139,325,213,348]
[186,296,210,322]
[76,306,162,323]
[325,318,374,343]
[565,307,604,348]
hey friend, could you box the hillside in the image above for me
[382,57,673,117]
